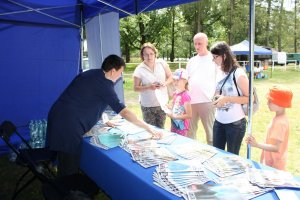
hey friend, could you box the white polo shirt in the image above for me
[133,59,168,107]
[186,54,219,104]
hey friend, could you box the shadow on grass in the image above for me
[0,155,42,200]
[0,155,111,200]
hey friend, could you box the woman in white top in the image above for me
[210,41,249,155]
[133,42,173,128]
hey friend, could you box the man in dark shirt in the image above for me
[47,55,160,177]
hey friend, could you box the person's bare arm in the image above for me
[161,62,173,87]
[119,108,162,139]
[167,102,192,120]
[246,135,281,152]
[133,76,157,92]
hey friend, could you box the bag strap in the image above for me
[232,69,247,113]
[232,69,240,96]
[220,68,235,95]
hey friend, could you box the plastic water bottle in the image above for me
[42,119,47,147]
[29,120,36,148]
[28,119,47,148]
[36,120,43,148]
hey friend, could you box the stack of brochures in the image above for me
[90,127,125,149]
[114,121,146,135]
[219,173,274,199]
[153,159,212,198]
[153,159,274,200]
[203,155,250,178]
[89,117,150,150]
[169,142,218,162]
[184,183,245,200]
[248,168,300,189]
[130,146,178,168]
[183,177,273,200]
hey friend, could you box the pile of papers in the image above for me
[185,183,245,200]
[90,127,125,149]
[203,155,250,178]
[87,116,300,200]
[89,117,149,150]
[169,142,218,162]
[153,159,212,198]
[114,121,146,135]
[219,173,273,199]
[248,168,300,189]
[131,146,177,168]
[184,177,272,200]
[153,159,273,200]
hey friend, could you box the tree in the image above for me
[277,0,285,51]
[120,17,140,62]
[119,0,300,62]
[293,0,298,52]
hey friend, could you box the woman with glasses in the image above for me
[210,41,249,155]
[133,42,173,128]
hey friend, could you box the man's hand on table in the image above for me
[105,120,120,128]
[149,128,162,139]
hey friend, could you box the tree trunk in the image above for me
[277,0,284,51]
[125,43,130,63]
[265,0,271,46]
[138,16,146,46]
[294,0,298,52]
[170,8,175,62]
[228,0,235,45]
[195,1,202,33]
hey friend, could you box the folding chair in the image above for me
[0,120,57,199]
[0,120,99,200]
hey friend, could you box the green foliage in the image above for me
[120,0,300,60]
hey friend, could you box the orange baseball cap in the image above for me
[266,85,293,108]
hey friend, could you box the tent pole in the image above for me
[80,5,84,73]
[247,0,255,159]
[97,0,134,16]
[0,5,79,16]
[7,0,80,28]
[139,0,159,14]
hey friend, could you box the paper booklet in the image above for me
[155,88,171,114]
[169,142,218,162]
[131,146,177,168]
[248,168,300,189]
[203,155,250,178]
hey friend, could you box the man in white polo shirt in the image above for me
[186,32,219,145]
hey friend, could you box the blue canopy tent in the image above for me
[230,40,272,55]
[0,0,199,125]
[0,0,198,154]
[1,0,259,159]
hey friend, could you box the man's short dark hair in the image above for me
[101,55,125,72]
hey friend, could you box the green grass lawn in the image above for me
[1,64,299,199]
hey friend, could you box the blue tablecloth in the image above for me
[80,137,300,200]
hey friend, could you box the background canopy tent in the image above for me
[230,40,272,55]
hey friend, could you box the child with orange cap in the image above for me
[246,85,293,170]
